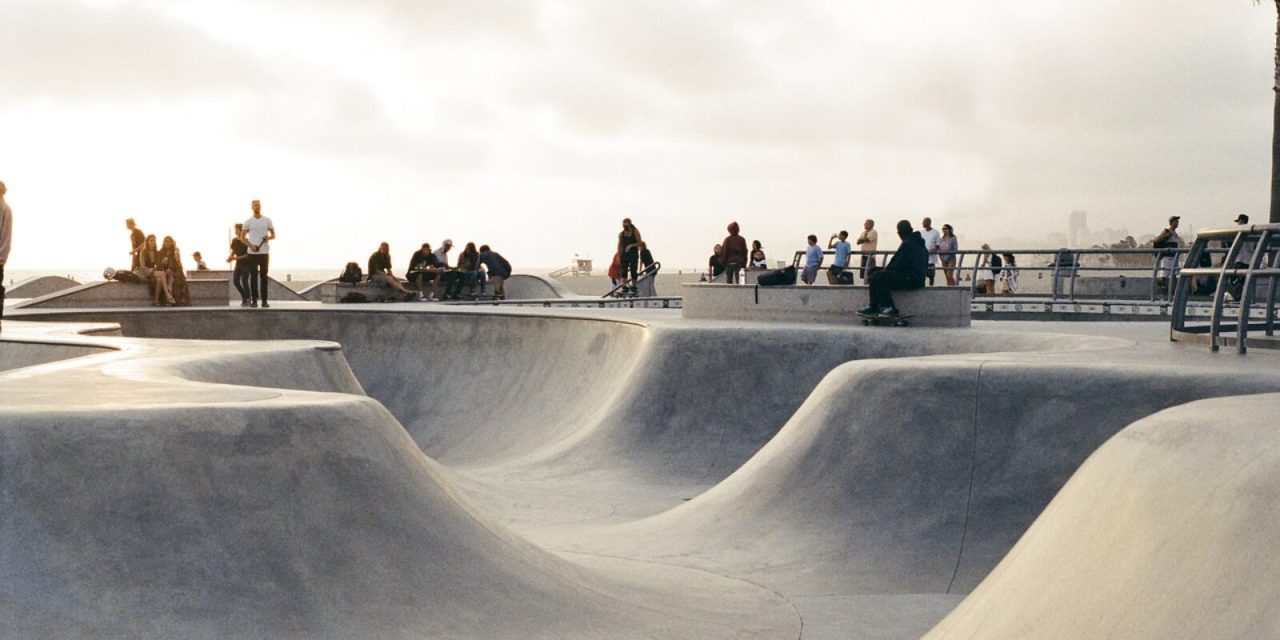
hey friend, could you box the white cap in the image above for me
[443,238,453,246]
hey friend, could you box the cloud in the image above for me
[0,0,270,104]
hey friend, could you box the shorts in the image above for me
[802,266,819,283]
[829,265,846,277]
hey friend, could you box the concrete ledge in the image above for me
[681,283,971,327]
[5,275,81,298]
[15,279,230,309]
[187,269,306,301]
[318,281,405,303]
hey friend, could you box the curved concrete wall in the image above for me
[927,393,1280,639]
[5,276,80,298]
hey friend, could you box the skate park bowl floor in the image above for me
[5,305,1280,639]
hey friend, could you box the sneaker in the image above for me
[250,300,258,308]
[261,302,270,309]
[880,306,899,317]
[240,300,251,307]
[857,305,878,316]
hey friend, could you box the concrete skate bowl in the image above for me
[0,321,798,639]
[12,307,1280,638]
[14,309,1112,488]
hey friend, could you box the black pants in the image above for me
[869,269,920,310]
[725,263,742,284]
[233,259,251,301]
[926,265,936,286]
[439,271,464,298]
[620,253,639,283]
[246,254,269,302]
[0,263,5,326]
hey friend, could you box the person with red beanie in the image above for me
[721,221,749,284]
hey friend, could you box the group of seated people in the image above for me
[121,219,191,306]
[354,239,512,301]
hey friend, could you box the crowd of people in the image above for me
[699,217,1023,296]
[110,200,276,308]
[353,239,513,301]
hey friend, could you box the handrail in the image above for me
[603,261,661,298]
[1170,224,1280,353]
[789,246,1192,302]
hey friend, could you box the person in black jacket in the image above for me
[858,220,927,318]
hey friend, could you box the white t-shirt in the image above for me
[433,247,451,268]
[920,228,941,265]
[243,215,274,255]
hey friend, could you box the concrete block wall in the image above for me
[681,283,971,327]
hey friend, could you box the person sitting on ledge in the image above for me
[858,220,927,318]
[367,242,417,301]
[406,242,443,300]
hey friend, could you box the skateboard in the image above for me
[857,312,913,327]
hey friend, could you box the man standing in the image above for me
[241,200,275,308]
[0,181,12,332]
[856,219,878,282]
[126,218,145,271]
[801,234,823,285]
[858,220,927,318]
[1152,215,1182,292]
[826,230,852,284]
[919,217,941,286]
[721,221,748,284]
[227,223,251,306]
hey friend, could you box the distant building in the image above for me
[1068,210,1088,247]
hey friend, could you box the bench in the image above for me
[681,283,971,327]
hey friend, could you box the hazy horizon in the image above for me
[0,0,1273,272]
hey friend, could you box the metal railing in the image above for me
[789,246,1191,302]
[603,261,661,298]
[1170,224,1280,353]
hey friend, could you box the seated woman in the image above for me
[160,236,191,306]
[133,235,169,305]
[456,242,482,297]
[749,240,767,270]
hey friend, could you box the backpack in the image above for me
[339,262,363,283]
[757,265,797,286]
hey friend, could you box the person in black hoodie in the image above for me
[858,219,927,318]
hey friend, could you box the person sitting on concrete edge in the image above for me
[367,242,417,301]
[858,220,927,318]
[826,230,852,284]
[406,242,444,300]
[478,244,512,300]
[802,234,823,284]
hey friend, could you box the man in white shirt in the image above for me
[919,217,941,286]
[433,239,463,300]
[240,200,276,308]
[0,181,12,331]
[855,219,878,283]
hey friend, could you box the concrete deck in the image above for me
[2,304,1278,638]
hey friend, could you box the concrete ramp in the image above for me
[5,276,80,298]
[0,322,797,639]
[926,393,1280,639]
[568,358,1280,595]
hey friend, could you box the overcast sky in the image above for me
[0,0,1274,271]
